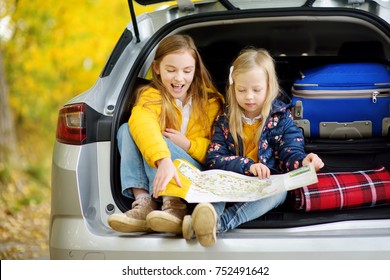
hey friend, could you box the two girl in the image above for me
[108,35,223,234]
[183,48,324,247]
[109,34,323,246]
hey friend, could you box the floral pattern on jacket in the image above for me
[206,99,307,175]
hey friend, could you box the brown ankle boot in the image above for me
[146,198,187,234]
[192,203,217,247]
[182,215,195,240]
[108,197,157,233]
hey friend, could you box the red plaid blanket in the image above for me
[290,167,390,212]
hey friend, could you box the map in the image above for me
[158,159,318,203]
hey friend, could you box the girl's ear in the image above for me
[152,62,160,75]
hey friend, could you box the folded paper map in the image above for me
[158,159,318,203]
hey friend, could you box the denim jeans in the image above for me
[212,191,287,233]
[117,123,203,199]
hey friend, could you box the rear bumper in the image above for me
[49,215,390,260]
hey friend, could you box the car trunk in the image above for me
[112,6,390,229]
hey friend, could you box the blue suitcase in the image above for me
[291,62,390,139]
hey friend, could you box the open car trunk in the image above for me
[112,6,390,229]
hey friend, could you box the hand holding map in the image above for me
[158,159,318,203]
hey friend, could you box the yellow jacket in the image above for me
[129,87,223,168]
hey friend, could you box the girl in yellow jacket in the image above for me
[108,34,223,235]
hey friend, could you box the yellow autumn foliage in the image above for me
[0,0,173,259]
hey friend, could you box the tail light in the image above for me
[56,103,86,145]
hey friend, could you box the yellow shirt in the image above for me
[243,120,261,162]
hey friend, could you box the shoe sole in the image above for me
[182,215,194,240]
[146,211,182,234]
[108,215,148,233]
[192,203,217,247]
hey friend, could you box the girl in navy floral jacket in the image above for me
[182,48,324,247]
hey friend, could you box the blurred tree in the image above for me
[0,0,17,169]
[0,0,169,180]
[2,0,129,168]
[0,45,17,166]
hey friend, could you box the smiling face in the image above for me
[234,66,268,119]
[153,50,196,103]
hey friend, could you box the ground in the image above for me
[0,178,50,260]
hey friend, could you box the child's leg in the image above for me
[117,123,150,198]
[146,137,203,234]
[218,191,287,233]
[108,124,157,233]
[146,196,187,234]
[183,202,225,246]
[212,202,226,217]
[191,203,218,247]
[165,136,203,169]
[141,136,203,193]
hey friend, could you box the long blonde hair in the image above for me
[226,48,279,155]
[138,34,221,132]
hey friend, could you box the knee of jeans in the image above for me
[117,123,130,136]
[275,191,287,207]
[117,123,133,147]
[212,202,225,216]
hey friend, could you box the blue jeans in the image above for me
[212,191,287,233]
[117,123,203,199]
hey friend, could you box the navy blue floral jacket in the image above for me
[206,99,307,175]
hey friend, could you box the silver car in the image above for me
[50,0,390,259]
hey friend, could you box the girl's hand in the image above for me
[302,153,325,172]
[152,157,182,198]
[163,128,191,151]
[250,163,271,179]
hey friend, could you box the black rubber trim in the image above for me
[219,0,239,10]
[83,104,113,144]
[238,205,390,229]
[100,28,133,78]
[302,0,316,7]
